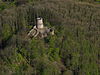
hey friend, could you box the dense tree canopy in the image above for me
[0,0,100,75]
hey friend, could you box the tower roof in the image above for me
[37,17,42,20]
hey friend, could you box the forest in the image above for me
[0,0,100,75]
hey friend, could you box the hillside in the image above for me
[0,0,100,75]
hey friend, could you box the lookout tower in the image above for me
[28,17,54,38]
[36,18,44,29]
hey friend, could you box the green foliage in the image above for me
[0,3,7,11]
[2,24,12,40]
[0,0,100,75]
[0,1,16,11]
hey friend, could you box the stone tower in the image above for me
[28,17,54,38]
[36,18,44,29]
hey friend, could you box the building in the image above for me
[28,18,54,38]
